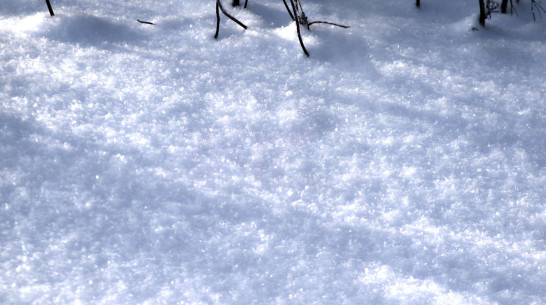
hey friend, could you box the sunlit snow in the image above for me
[1,0,545,304]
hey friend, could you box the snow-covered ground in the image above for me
[1,0,545,304]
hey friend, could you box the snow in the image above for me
[1,0,545,304]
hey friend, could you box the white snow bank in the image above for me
[1,0,544,304]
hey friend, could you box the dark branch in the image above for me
[45,0,54,16]
[531,0,546,21]
[215,0,221,38]
[137,19,155,25]
[479,0,487,26]
[215,0,247,39]
[218,0,248,29]
[308,21,350,28]
[289,0,309,56]
[283,0,295,21]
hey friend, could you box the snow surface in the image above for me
[1,0,545,304]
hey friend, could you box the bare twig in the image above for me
[215,0,247,39]
[511,0,519,16]
[137,19,155,25]
[283,0,295,21]
[308,21,350,28]
[531,0,546,21]
[45,0,54,16]
[289,0,309,56]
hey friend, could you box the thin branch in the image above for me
[290,0,309,56]
[308,20,350,28]
[531,0,546,21]
[283,0,295,21]
[215,0,247,39]
[137,19,155,25]
[218,0,248,29]
[215,0,221,38]
[45,0,54,16]
[510,0,519,16]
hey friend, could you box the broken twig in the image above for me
[137,19,155,25]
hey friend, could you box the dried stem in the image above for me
[137,19,155,25]
[215,0,247,39]
[308,21,350,28]
[289,0,310,56]
[45,0,55,16]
